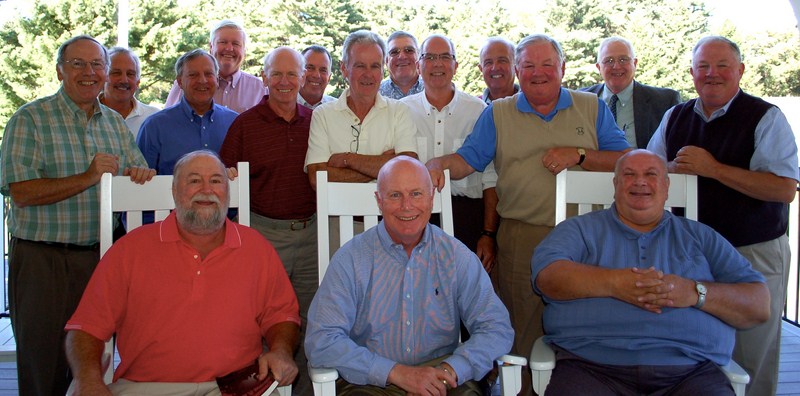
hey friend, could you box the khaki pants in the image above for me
[733,235,790,396]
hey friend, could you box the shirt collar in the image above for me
[482,84,520,105]
[601,81,634,103]
[179,95,216,121]
[256,95,309,123]
[58,87,102,118]
[376,220,432,260]
[158,211,242,249]
[515,87,572,121]
[420,85,459,115]
[334,88,388,113]
[693,90,741,122]
[220,70,244,89]
[610,203,671,238]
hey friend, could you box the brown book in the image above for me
[216,360,279,396]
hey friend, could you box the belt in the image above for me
[20,238,99,251]
[252,212,316,231]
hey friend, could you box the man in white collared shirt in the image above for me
[297,45,336,109]
[401,34,490,254]
[99,47,160,139]
[305,30,417,189]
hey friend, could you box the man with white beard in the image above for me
[65,150,301,395]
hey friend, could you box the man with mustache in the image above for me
[138,49,238,176]
[65,150,301,394]
[379,31,424,99]
[0,35,154,394]
[297,45,335,109]
[165,20,265,114]
[99,47,160,139]
[648,36,798,396]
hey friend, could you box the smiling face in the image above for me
[516,41,565,111]
[57,39,107,112]
[172,153,229,235]
[263,48,305,107]
[691,40,744,115]
[375,157,434,253]
[103,51,140,105]
[479,40,515,94]
[386,36,419,86]
[299,50,331,103]
[596,40,638,94]
[613,150,670,231]
[210,27,246,78]
[177,55,218,113]
[418,36,458,91]
[342,42,384,101]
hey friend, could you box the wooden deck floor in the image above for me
[0,318,797,394]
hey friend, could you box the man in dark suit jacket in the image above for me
[581,37,681,148]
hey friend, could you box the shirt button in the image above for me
[193,254,198,259]
[406,320,411,326]
[406,294,410,299]
[406,347,411,352]
[196,270,200,275]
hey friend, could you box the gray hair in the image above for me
[597,36,636,63]
[210,19,247,47]
[172,149,228,189]
[175,49,219,79]
[57,35,109,72]
[614,149,669,181]
[262,46,306,74]
[693,36,742,62]
[342,30,386,65]
[420,34,456,60]
[107,46,142,78]
[480,37,516,64]
[302,45,333,64]
[516,34,564,66]
[387,30,419,50]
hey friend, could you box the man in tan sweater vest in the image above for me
[427,34,631,396]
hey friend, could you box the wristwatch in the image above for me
[576,147,586,166]
[694,281,707,309]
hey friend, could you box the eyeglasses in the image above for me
[420,53,455,62]
[350,124,361,153]
[601,57,632,66]
[61,58,106,70]
[388,47,417,57]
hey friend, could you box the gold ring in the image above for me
[442,380,448,386]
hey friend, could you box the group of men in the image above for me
[0,16,795,396]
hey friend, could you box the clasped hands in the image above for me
[616,267,697,314]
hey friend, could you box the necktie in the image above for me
[609,94,619,121]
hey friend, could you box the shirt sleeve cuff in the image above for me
[369,356,398,387]
[444,354,473,384]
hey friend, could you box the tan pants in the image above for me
[491,219,551,396]
[733,235,790,396]
[110,379,282,396]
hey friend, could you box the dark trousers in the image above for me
[9,238,99,396]
[545,347,734,396]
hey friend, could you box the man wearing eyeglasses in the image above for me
[401,34,489,257]
[582,37,680,148]
[379,31,424,99]
[0,35,154,395]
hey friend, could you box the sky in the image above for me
[704,0,798,33]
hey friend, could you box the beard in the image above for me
[175,193,228,235]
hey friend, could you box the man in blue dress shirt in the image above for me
[306,156,513,396]
[138,49,238,175]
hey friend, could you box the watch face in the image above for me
[696,283,707,293]
[577,148,586,155]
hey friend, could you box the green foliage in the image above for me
[1,0,799,134]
